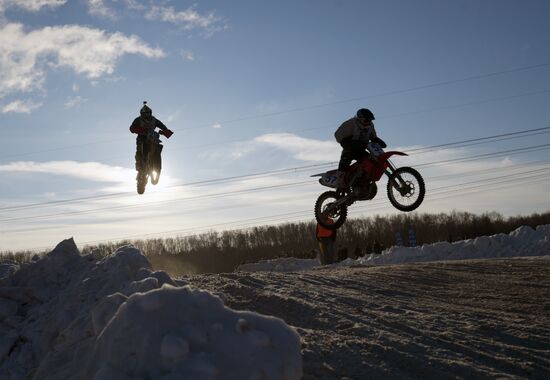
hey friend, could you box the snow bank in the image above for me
[0,262,18,280]
[237,224,550,272]
[0,239,302,380]
[353,224,550,266]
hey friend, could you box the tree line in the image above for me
[2,210,549,276]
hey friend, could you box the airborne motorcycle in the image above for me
[137,130,164,194]
[312,138,425,230]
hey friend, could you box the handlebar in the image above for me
[367,141,385,157]
[146,129,161,142]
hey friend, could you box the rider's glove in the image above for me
[161,129,174,138]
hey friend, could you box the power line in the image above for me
[14,170,550,252]
[1,127,549,212]
[133,88,550,154]
[428,158,550,181]
[415,143,550,168]
[5,159,550,232]
[406,126,550,153]
[0,181,313,223]
[182,61,550,130]
[0,163,326,211]
[3,63,550,160]
[3,161,550,224]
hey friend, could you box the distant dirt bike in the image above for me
[312,138,425,230]
[137,130,165,194]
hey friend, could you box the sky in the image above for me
[1,0,550,251]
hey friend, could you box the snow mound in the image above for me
[0,262,18,280]
[236,224,550,272]
[0,238,302,380]
[352,224,550,266]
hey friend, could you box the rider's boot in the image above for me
[334,170,347,190]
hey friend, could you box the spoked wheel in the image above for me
[387,167,425,212]
[137,172,147,194]
[314,191,348,230]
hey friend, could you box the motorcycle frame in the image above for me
[332,151,409,208]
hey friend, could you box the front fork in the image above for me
[385,160,409,195]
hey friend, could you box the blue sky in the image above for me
[1,0,550,251]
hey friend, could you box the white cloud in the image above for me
[64,95,87,108]
[200,133,327,162]
[252,133,340,162]
[87,0,115,19]
[227,134,533,185]
[1,99,42,113]
[0,23,165,98]
[180,50,195,61]
[145,5,224,35]
[0,0,66,12]
[0,160,180,195]
[121,0,144,11]
[212,122,221,129]
[0,160,136,183]
[164,110,180,124]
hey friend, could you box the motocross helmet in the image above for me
[140,101,152,121]
[356,108,375,126]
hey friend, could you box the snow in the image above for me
[354,224,550,266]
[238,257,319,273]
[0,263,18,280]
[0,239,302,380]
[236,224,550,272]
[2,224,549,379]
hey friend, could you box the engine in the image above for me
[351,177,377,200]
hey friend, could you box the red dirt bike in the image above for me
[137,129,166,194]
[312,138,425,230]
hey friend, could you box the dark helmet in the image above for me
[356,108,375,122]
[140,101,152,116]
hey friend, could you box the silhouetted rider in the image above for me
[129,101,173,172]
[334,108,378,173]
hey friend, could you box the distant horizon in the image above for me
[2,207,549,255]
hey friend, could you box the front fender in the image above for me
[363,151,408,181]
[379,151,408,161]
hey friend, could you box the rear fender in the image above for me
[311,169,338,178]
[314,170,341,188]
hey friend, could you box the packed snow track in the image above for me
[187,257,550,379]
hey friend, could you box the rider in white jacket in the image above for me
[334,108,377,173]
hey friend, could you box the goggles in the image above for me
[357,117,373,127]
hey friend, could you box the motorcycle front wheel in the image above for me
[386,167,425,212]
[149,150,162,185]
[314,191,348,230]
[150,167,161,185]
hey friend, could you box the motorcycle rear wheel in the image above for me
[386,167,425,212]
[137,172,147,194]
[149,151,162,185]
[314,191,348,230]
